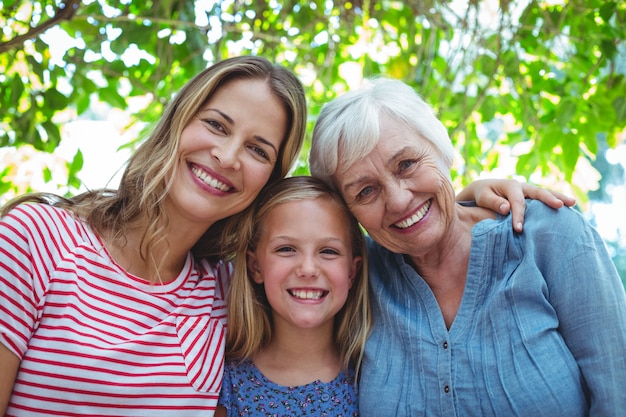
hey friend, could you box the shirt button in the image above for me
[443,341,448,349]
[321,393,330,401]
[444,385,450,393]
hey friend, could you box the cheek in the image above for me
[435,176,457,209]
[335,264,358,294]
[262,278,284,307]
[351,207,379,232]
[246,163,277,193]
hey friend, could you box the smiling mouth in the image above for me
[288,289,328,300]
[394,199,432,229]
[190,165,232,192]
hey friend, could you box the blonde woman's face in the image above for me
[167,78,287,229]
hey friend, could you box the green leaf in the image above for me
[614,96,626,124]
[41,120,62,149]
[99,85,127,109]
[600,39,617,59]
[43,88,69,110]
[538,126,560,153]
[598,2,616,22]
[76,92,91,114]
[561,133,580,180]
[43,166,52,183]
[68,149,84,175]
[555,98,577,125]
[9,74,25,105]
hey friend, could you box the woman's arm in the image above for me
[0,343,19,415]
[543,211,626,415]
[214,405,228,417]
[457,179,576,232]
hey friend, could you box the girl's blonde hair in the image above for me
[3,56,307,272]
[225,176,371,375]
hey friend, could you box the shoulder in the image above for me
[219,359,264,411]
[366,235,398,263]
[473,200,588,242]
[522,200,590,239]
[1,203,84,243]
[365,235,409,284]
[2,202,69,223]
[222,358,258,384]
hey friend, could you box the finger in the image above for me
[507,193,527,233]
[520,184,575,209]
[549,190,576,207]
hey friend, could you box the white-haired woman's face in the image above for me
[332,113,457,258]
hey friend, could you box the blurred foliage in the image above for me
[2,0,625,183]
[1,0,625,279]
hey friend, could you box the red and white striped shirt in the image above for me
[0,203,230,416]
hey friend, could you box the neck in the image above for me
[407,205,493,328]
[104,220,209,284]
[253,321,341,386]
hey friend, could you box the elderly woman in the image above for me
[310,78,626,416]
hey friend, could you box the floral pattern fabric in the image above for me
[219,358,358,416]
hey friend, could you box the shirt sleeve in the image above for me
[0,204,51,357]
[536,205,626,416]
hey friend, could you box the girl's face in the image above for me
[247,198,361,332]
[333,113,457,259]
[167,78,287,228]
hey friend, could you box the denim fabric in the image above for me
[360,200,626,417]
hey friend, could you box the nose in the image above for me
[384,180,412,213]
[297,254,319,279]
[212,138,242,170]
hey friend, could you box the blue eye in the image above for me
[357,186,375,200]
[276,246,295,253]
[399,159,415,171]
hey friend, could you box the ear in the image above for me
[348,256,362,288]
[247,250,264,284]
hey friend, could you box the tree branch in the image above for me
[0,0,81,54]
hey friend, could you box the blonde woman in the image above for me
[0,55,307,416]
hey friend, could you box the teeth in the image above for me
[191,166,231,192]
[395,200,432,229]
[289,289,325,300]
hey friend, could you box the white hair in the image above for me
[309,77,455,186]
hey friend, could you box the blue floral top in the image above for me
[218,358,358,416]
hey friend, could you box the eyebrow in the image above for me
[389,146,412,164]
[268,235,348,245]
[205,108,279,156]
[343,177,369,195]
[341,146,413,195]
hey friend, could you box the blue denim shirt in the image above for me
[360,200,626,416]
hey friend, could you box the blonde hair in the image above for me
[225,176,371,375]
[3,56,307,275]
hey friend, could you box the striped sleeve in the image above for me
[0,203,78,357]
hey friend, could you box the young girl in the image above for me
[216,176,370,416]
[0,55,307,416]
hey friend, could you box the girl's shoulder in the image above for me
[221,359,358,416]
